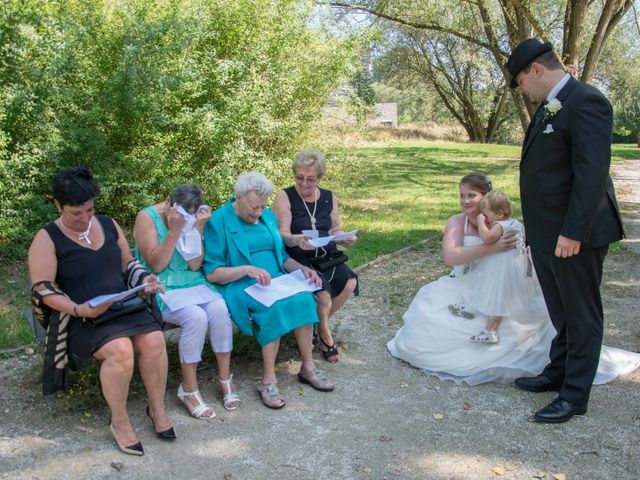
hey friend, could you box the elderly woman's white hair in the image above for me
[292,149,327,177]
[234,172,274,198]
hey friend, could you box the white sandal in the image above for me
[219,374,241,411]
[177,383,215,419]
[469,330,499,344]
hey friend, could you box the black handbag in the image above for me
[84,294,149,327]
[309,251,348,272]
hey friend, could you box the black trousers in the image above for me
[531,245,609,406]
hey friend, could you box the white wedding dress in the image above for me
[387,219,640,385]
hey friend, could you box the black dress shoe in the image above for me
[146,406,177,440]
[514,375,561,393]
[533,397,587,424]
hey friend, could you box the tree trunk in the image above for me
[581,0,633,83]
[562,0,588,75]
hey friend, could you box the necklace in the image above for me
[59,218,92,245]
[297,188,318,230]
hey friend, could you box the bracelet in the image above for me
[73,304,80,317]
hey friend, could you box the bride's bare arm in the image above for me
[441,214,517,266]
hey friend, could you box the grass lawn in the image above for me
[323,142,639,267]
[1,142,638,350]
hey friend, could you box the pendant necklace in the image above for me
[297,188,318,230]
[59,218,92,245]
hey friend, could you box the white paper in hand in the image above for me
[308,230,357,248]
[244,269,321,307]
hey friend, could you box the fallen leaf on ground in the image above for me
[463,402,472,410]
[552,474,566,480]
[492,466,507,475]
[111,462,124,471]
[378,435,393,442]
[24,347,35,355]
[433,413,444,420]
[298,387,305,396]
[533,473,546,479]
[223,474,233,480]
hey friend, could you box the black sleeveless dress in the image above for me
[44,215,161,363]
[284,187,359,298]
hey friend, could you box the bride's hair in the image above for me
[460,173,492,195]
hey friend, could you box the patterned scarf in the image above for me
[31,281,71,395]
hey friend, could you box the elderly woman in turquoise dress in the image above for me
[203,172,336,409]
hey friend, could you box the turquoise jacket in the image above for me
[203,198,289,335]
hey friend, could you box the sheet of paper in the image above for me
[308,230,357,248]
[88,284,148,308]
[160,284,219,311]
[244,269,321,307]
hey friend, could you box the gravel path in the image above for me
[1,161,638,480]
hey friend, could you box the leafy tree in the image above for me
[330,0,635,133]
[0,0,359,256]
[597,14,640,145]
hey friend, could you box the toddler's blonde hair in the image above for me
[480,191,512,219]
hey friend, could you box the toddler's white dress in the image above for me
[461,218,535,317]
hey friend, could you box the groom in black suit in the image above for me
[507,39,624,423]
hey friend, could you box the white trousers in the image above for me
[162,293,233,364]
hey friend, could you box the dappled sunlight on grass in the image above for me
[324,142,522,267]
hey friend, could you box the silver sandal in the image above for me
[258,383,285,409]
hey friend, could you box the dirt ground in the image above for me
[1,160,638,480]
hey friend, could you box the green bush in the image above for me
[0,0,359,256]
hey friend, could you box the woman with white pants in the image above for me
[134,184,240,419]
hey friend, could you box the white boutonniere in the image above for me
[543,99,562,121]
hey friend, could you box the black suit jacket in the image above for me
[519,77,624,253]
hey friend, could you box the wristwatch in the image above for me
[73,304,80,317]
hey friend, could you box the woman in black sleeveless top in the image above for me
[274,150,359,363]
[28,167,175,456]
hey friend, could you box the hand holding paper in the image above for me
[88,284,148,308]
[308,230,357,248]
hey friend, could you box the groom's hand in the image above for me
[555,235,581,258]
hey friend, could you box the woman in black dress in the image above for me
[273,150,359,363]
[28,167,174,456]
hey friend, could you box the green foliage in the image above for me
[599,17,640,145]
[350,70,376,106]
[0,0,359,256]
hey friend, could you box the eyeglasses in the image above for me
[295,175,319,185]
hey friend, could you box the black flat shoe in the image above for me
[110,423,144,456]
[532,397,587,424]
[514,374,561,393]
[146,406,177,440]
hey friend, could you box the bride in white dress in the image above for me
[387,173,640,385]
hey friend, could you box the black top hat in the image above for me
[506,38,553,88]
